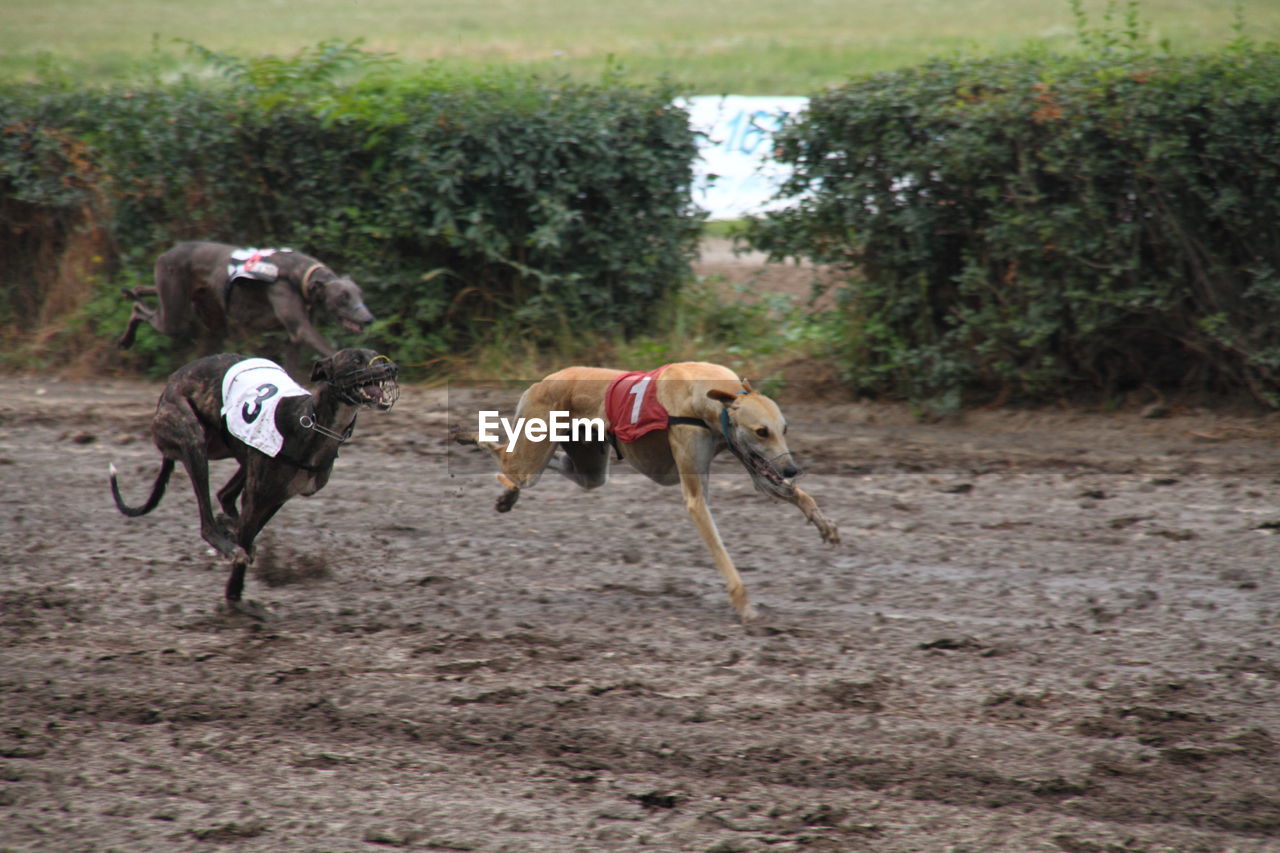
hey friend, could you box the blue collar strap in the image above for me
[719,403,749,465]
[718,388,750,440]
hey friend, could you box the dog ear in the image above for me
[707,388,737,406]
[310,357,332,383]
[740,378,754,394]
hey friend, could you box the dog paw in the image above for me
[495,490,520,513]
[448,424,479,446]
[203,534,238,558]
[218,599,275,622]
[811,512,840,545]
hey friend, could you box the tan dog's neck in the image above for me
[654,362,748,423]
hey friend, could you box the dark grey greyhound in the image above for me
[117,241,375,358]
[110,347,399,615]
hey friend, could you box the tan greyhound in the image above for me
[455,362,839,620]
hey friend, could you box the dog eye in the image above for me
[755,427,769,438]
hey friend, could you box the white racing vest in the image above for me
[220,358,311,457]
[226,247,290,283]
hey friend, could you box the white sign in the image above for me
[683,95,808,220]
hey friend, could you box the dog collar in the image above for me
[718,388,752,457]
[299,414,355,443]
[719,406,745,452]
[300,263,325,304]
[718,407,740,460]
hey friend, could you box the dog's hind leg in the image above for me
[450,428,537,512]
[490,436,559,512]
[215,467,246,528]
[117,299,157,349]
[152,400,237,556]
[453,386,564,513]
[545,439,611,489]
[670,434,757,622]
[180,448,237,557]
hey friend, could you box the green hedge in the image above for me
[746,46,1280,407]
[0,45,702,370]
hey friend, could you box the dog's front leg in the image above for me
[222,471,286,617]
[785,485,841,545]
[290,319,337,357]
[269,289,335,357]
[671,437,757,622]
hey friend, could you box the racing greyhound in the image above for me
[455,362,839,621]
[110,348,399,615]
[117,241,374,360]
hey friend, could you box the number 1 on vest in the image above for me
[627,376,652,424]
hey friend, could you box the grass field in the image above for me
[4,0,1277,92]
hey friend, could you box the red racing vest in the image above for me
[604,365,672,443]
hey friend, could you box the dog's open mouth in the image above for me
[335,358,400,411]
[358,382,388,406]
[338,302,375,335]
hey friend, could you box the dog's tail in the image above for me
[110,459,174,517]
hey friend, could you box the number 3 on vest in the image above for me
[242,383,279,423]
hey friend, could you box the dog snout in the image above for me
[770,450,801,480]
[338,304,375,334]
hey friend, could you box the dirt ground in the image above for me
[3,246,1280,853]
[3,369,1280,853]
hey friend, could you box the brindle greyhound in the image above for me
[454,362,840,621]
[117,241,374,358]
[110,348,399,615]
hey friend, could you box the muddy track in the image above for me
[2,376,1280,852]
